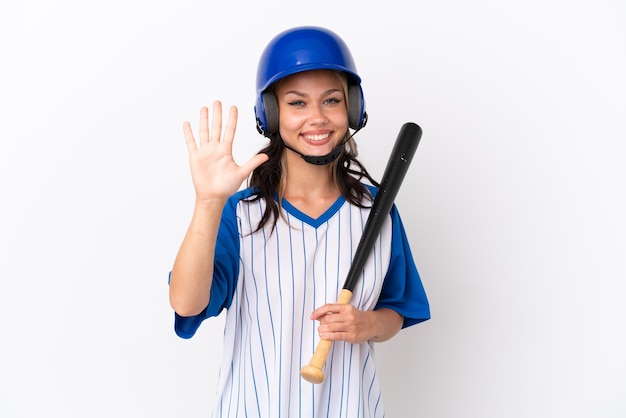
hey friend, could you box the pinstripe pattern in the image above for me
[211,194,392,418]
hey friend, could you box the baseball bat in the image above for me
[300,122,422,384]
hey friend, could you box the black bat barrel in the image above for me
[343,122,422,291]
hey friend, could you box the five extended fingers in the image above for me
[185,101,239,148]
[183,100,267,177]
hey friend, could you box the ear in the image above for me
[262,91,279,136]
[348,85,366,130]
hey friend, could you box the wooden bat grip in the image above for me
[300,289,353,384]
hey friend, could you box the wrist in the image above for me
[194,196,227,210]
[369,308,403,343]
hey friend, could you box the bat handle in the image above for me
[300,289,353,384]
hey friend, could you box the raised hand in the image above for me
[183,101,268,203]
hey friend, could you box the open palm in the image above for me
[183,101,268,203]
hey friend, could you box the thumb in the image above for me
[240,153,269,175]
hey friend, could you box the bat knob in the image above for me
[300,365,325,384]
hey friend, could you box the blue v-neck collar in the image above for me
[279,195,347,228]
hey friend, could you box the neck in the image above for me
[283,171,340,205]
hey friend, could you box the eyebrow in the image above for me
[282,88,342,97]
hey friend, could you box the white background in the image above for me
[1,1,625,417]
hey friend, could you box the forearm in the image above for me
[169,199,225,316]
[368,308,404,343]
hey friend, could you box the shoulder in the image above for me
[217,187,262,225]
[360,183,404,224]
[363,183,378,197]
[230,186,259,201]
[225,187,261,208]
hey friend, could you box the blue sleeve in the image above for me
[171,194,242,339]
[375,204,430,328]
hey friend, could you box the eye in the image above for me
[324,97,342,105]
[287,100,305,107]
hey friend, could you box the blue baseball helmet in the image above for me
[254,26,367,137]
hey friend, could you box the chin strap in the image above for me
[274,127,362,166]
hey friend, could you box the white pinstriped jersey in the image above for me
[173,186,430,418]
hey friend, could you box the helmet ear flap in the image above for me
[348,84,366,130]
[261,91,279,137]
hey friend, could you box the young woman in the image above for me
[169,26,430,418]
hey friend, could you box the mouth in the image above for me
[302,132,332,143]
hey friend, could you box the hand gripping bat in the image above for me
[300,122,423,384]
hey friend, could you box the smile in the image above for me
[303,133,331,142]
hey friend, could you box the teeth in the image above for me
[304,134,330,141]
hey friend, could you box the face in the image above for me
[274,70,349,159]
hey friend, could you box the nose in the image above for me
[309,103,329,124]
